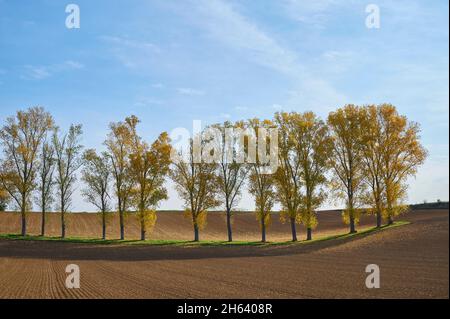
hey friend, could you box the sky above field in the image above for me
[0,0,448,211]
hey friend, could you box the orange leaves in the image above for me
[139,209,157,232]
[0,185,9,210]
[328,104,427,226]
[183,209,208,230]
[171,137,221,235]
[125,120,172,234]
[328,105,367,228]
[273,111,332,231]
[247,118,276,231]
[353,104,427,222]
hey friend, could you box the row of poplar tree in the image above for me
[0,104,427,242]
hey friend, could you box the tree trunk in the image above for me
[61,211,66,238]
[41,209,46,236]
[21,209,26,236]
[307,228,312,241]
[290,217,297,242]
[194,223,199,242]
[387,215,394,225]
[226,208,233,242]
[102,212,106,240]
[60,192,66,238]
[261,217,266,243]
[119,211,125,240]
[21,196,26,236]
[376,211,382,228]
[349,216,356,234]
[140,215,146,241]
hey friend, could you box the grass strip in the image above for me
[0,221,410,247]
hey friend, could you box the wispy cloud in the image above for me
[177,87,206,96]
[64,60,84,69]
[318,50,357,74]
[283,0,341,28]
[134,97,165,107]
[151,83,165,89]
[22,60,84,80]
[100,35,161,69]
[186,0,346,113]
[23,66,50,80]
[101,36,160,52]
[287,79,347,113]
[321,50,354,61]
[189,0,301,76]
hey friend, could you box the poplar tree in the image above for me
[0,107,54,235]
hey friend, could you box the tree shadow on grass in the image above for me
[0,222,410,262]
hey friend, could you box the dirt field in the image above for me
[0,209,448,299]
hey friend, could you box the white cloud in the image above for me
[285,78,347,116]
[101,36,160,52]
[151,83,165,89]
[283,0,341,28]
[134,97,165,107]
[64,60,84,69]
[23,66,51,80]
[321,50,354,61]
[177,88,206,96]
[190,0,301,76]
[187,0,346,113]
[22,60,84,80]
[100,35,161,69]
[318,50,357,74]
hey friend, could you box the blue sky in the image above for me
[0,0,448,211]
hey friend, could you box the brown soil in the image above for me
[0,209,448,299]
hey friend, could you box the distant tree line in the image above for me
[0,104,427,242]
[410,201,449,210]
